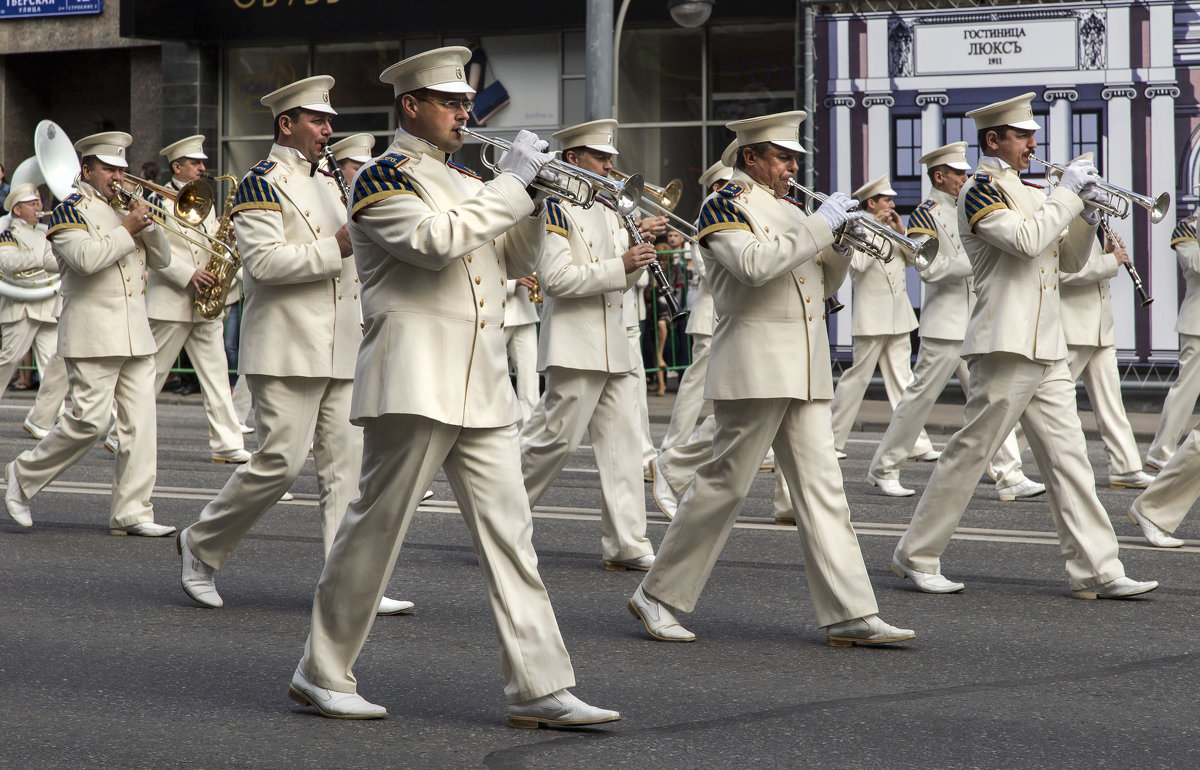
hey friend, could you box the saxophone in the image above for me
[193,175,242,320]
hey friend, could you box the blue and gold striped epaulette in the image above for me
[231,174,282,216]
[0,228,18,247]
[1171,218,1197,247]
[249,159,276,176]
[963,179,1009,230]
[62,193,83,207]
[906,202,939,239]
[377,152,410,169]
[349,160,417,220]
[446,160,481,181]
[545,197,570,238]
[716,181,745,198]
[47,199,88,236]
[696,195,751,242]
[974,171,991,183]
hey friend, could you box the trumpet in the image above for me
[612,170,699,244]
[1032,155,1172,224]
[1098,217,1153,307]
[786,180,939,271]
[111,173,237,266]
[458,127,644,215]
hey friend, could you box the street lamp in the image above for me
[667,0,714,28]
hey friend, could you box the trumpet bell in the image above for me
[658,179,683,211]
[911,237,940,273]
[175,178,215,225]
[1150,192,1172,224]
[616,174,645,216]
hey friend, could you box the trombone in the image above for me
[1031,155,1172,224]
[612,170,699,244]
[786,180,939,271]
[457,127,644,215]
[110,173,237,265]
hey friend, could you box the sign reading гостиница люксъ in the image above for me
[915,18,1078,75]
[0,0,101,19]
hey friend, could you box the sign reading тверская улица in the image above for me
[915,18,1078,75]
[0,0,102,19]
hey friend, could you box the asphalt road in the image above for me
[2,395,1198,769]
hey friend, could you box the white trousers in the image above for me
[300,414,576,703]
[13,355,157,528]
[1146,334,1200,467]
[1132,425,1200,533]
[656,414,787,515]
[232,375,252,425]
[1066,343,1142,476]
[148,318,244,453]
[520,366,652,562]
[504,321,539,425]
[660,332,712,451]
[894,353,1125,590]
[0,317,69,431]
[187,375,360,570]
[643,398,880,627]
[830,332,933,455]
[627,325,657,469]
[869,337,1025,487]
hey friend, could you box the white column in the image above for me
[863,94,894,182]
[1043,89,1077,163]
[825,93,856,347]
[1102,85,1138,350]
[1147,84,1181,353]
[916,92,948,200]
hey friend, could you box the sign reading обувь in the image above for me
[0,0,101,18]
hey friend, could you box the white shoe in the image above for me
[643,463,654,483]
[1072,576,1159,600]
[288,667,387,719]
[605,553,654,571]
[422,489,434,502]
[628,584,695,642]
[176,528,223,608]
[212,448,251,464]
[376,596,415,615]
[890,557,964,593]
[835,449,847,460]
[911,449,941,462]
[867,471,914,497]
[759,450,775,473]
[651,459,678,519]
[1127,506,1184,548]
[1109,470,1154,489]
[103,435,118,454]
[280,491,294,502]
[826,614,916,647]
[22,418,49,440]
[507,689,621,729]
[110,521,176,537]
[239,423,255,434]
[996,479,1046,501]
[5,462,33,528]
[1143,458,1165,473]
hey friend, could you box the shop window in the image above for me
[619,26,704,123]
[224,46,309,138]
[893,116,921,180]
[708,24,794,124]
[1072,111,1101,168]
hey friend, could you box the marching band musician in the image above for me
[328,132,375,182]
[504,271,540,424]
[119,135,249,465]
[829,173,937,462]
[1144,215,1200,471]
[292,47,619,727]
[629,110,915,647]
[4,132,175,536]
[175,77,412,617]
[867,142,1041,501]
[1058,153,1154,490]
[518,118,659,572]
[891,92,1158,599]
[0,183,69,440]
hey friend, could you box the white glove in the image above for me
[815,191,859,232]
[1079,184,1108,205]
[1055,160,1097,195]
[497,129,555,188]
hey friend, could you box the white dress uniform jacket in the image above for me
[1172,220,1200,336]
[1059,240,1117,347]
[145,180,221,322]
[684,242,715,337]
[0,219,59,323]
[907,187,974,340]
[848,241,918,337]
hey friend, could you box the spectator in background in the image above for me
[0,162,10,214]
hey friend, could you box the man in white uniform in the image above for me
[291,47,619,728]
[504,274,540,424]
[0,183,69,439]
[628,111,914,647]
[176,77,410,616]
[891,93,1157,600]
[518,119,658,571]
[830,174,937,461]
[1144,216,1200,470]
[5,132,175,536]
[867,142,1040,501]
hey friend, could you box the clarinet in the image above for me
[620,213,688,322]
[322,146,351,205]
[1098,217,1153,307]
